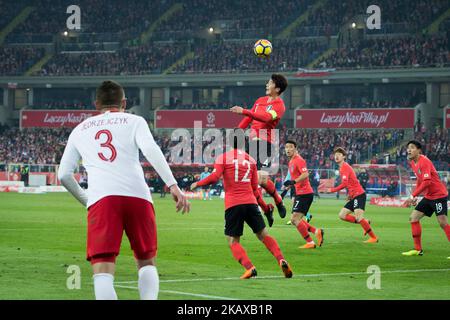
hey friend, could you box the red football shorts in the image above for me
[86,195,157,264]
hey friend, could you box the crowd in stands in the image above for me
[308,99,414,109]
[1,124,447,194]
[30,97,140,110]
[0,126,70,164]
[384,126,449,170]
[0,125,399,167]
[38,43,186,76]
[172,39,328,73]
[279,128,405,172]
[31,101,94,110]
[0,47,45,76]
[293,0,448,37]
[3,32,447,75]
[163,102,235,110]
[154,0,311,41]
[5,0,172,44]
[0,0,26,29]
[1,0,448,75]
[316,34,449,70]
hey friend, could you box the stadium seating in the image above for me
[0,126,411,167]
[5,0,173,44]
[37,43,187,76]
[384,127,449,170]
[0,0,27,29]
[292,0,448,37]
[315,33,449,69]
[171,39,328,73]
[0,46,45,76]
[152,0,312,41]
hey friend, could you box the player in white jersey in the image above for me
[58,80,190,300]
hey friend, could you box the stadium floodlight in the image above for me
[351,22,356,29]
[63,31,69,37]
[208,27,214,33]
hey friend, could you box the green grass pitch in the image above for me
[0,193,449,300]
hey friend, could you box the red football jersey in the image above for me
[410,155,448,200]
[331,162,365,199]
[239,96,285,144]
[288,154,313,195]
[197,149,258,210]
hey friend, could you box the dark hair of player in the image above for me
[271,74,288,95]
[96,80,124,108]
[285,139,297,148]
[407,140,422,150]
[334,147,347,156]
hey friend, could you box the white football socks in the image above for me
[93,273,118,300]
[138,265,159,300]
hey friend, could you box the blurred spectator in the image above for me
[0,47,45,76]
[316,34,449,70]
[39,43,187,76]
[172,39,327,73]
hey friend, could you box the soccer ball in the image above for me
[253,39,272,57]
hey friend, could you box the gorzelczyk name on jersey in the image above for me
[81,117,129,130]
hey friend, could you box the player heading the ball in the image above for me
[230,74,288,225]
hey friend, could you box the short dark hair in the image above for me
[407,140,422,150]
[334,147,347,156]
[271,74,288,95]
[285,139,297,148]
[96,80,124,108]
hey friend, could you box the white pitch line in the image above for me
[115,268,450,284]
[114,285,237,300]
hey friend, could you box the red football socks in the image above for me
[255,187,269,213]
[303,220,316,234]
[343,214,357,223]
[263,179,282,205]
[443,224,450,242]
[360,218,376,238]
[411,221,422,251]
[262,235,284,262]
[230,243,253,270]
[296,220,313,243]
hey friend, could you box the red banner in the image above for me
[155,110,243,129]
[295,108,415,129]
[20,110,100,128]
[445,108,450,129]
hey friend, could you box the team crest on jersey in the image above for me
[266,105,273,111]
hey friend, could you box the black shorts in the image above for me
[415,197,448,217]
[292,193,314,214]
[224,204,266,237]
[344,193,367,212]
[245,138,273,170]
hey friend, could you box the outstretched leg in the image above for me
[256,228,292,278]
[258,171,286,218]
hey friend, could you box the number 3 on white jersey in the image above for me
[233,159,251,182]
[95,129,117,162]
